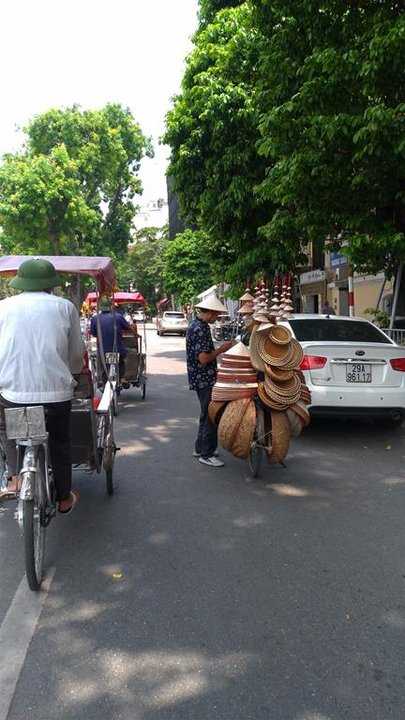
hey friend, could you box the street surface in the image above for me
[1,326,405,720]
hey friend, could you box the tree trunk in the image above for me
[48,227,61,255]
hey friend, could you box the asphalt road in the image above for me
[1,327,405,720]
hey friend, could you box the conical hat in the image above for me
[257,334,294,367]
[256,322,274,335]
[240,291,254,302]
[224,341,250,358]
[269,325,292,346]
[249,329,266,372]
[239,303,254,315]
[265,365,294,383]
[257,383,290,411]
[195,295,227,313]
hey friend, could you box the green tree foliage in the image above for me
[164,4,284,286]
[198,0,245,26]
[117,226,168,306]
[254,0,405,277]
[0,104,152,257]
[167,0,405,286]
[162,229,216,306]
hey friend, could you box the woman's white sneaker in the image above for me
[198,456,224,468]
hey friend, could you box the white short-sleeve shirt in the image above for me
[0,292,84,404]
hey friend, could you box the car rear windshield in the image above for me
[165,312,185,319]
[289,319,391,344]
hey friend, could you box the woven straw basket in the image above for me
[208,401,227,426]
[231,400,256,459]
[267,410,291,464]
[218,398,251,450]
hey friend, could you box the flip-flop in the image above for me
[58,491,79,515]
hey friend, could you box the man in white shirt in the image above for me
[0,259,84,514]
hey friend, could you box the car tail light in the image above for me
[300,355,327,370]
[390,358,405,372]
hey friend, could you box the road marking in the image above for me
[0,567,55,720]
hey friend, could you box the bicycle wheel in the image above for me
[23,498,45,591]
[113,387,119,417]
[103,409,116,495]
[141,381,146,400]
[23,448,47,591]
[248,407,265,479]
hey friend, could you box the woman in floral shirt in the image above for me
[186,296,233,467]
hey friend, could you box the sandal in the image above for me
[58,490,79,515]
[0,487,18,500]
[0,476,21,501]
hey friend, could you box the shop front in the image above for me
[299,270,326,313]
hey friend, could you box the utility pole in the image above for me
[348,266,355,317]
[389,262,403,330]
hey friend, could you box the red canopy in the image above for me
[85,291,145,306]
[0,255,116,293]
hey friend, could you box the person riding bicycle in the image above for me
[0,259,84,513]
[90,298,138,388]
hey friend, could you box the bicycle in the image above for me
[248,401,269,478]
[5,405,56,591]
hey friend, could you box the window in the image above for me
[289,319,391,344]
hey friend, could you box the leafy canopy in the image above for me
[166,0,405,286]
[0,104,152,258]
[198,0,245,26]
[116,226,168,307]
[164,4,286,286]
[254,0,405,277]
[162,229,216,306]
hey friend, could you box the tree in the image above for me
[116,226,168,306]
[162,229,216,306]
[164,4,287,287]
[254,1,405,278]
[0,104,153,258]
[198,0,245,26]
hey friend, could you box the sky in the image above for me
[0,0,198,220]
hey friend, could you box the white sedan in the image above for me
[282,314,405,423]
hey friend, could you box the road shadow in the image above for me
[6,358,405,720]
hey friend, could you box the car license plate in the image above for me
[105,352,119,364]
[346,363,372,383]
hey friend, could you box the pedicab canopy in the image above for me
[85,291,145,306]
[0,256,116,294]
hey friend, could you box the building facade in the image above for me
[299,248,393,319]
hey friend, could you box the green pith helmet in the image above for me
[99,297,111,311]
[10,258,62,292]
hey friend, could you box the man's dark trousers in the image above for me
[195,386,217,459]
[0,396,72,501]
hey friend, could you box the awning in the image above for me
[0,255,116,293]
[85,291,145,306]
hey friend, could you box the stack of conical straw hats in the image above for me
[211,342,258,402]
[249,319,311,437]
[238,288,255,316]
[209,279,311,467]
